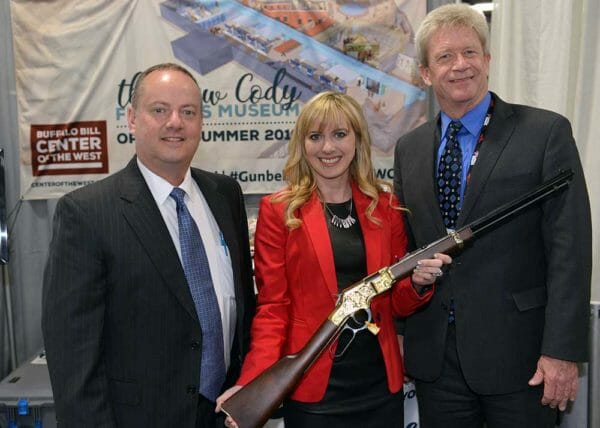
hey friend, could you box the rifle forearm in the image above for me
[388,228,474,280]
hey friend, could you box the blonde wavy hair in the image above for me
[273,91,396,229]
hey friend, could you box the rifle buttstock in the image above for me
[221,319,339,428]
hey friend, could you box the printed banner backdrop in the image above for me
[12,0,426,199]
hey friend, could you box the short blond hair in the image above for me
[416,4,489,67]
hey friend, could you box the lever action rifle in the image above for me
[222,169,574,428]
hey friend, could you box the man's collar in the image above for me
[441,92,492,137]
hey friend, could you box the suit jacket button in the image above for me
[187,385,197,394]
[191,340,200,349]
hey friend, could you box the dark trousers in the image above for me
[196,394,225,428]
[415,324,557,428]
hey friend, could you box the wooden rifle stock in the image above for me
[221,320,340,428]
[221,169,573,428]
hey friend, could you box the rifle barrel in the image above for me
[469,169,573,236]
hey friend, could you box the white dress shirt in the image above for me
[137,159,236,369]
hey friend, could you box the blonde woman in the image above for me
[217,91,450,427]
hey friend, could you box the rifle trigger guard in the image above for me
[331,308,375,358]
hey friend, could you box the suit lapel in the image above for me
[191,169,235,256]
[418,118,449,238]
[300,185,386,298]
[458,95,515,225]
[301,192,338,299]
[191,169,247,324]
[118,159,198,322]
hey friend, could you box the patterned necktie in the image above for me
[437,121,463,229]
[170,188,225,402]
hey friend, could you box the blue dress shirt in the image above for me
[437,92,492,207]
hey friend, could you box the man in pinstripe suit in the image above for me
[42,63,256,428]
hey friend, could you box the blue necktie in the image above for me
[170,188,226,401]
[437,121,463,229]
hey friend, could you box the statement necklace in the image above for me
[324,199,356,229]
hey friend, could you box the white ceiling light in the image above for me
[470,3,494,13]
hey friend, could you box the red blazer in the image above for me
[237,182,433,402]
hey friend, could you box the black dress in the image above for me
[283,200,404,428]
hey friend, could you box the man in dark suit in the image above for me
[393,4,591,428]
[42,63,256,427]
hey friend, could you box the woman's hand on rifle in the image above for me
[216,385,243,428]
